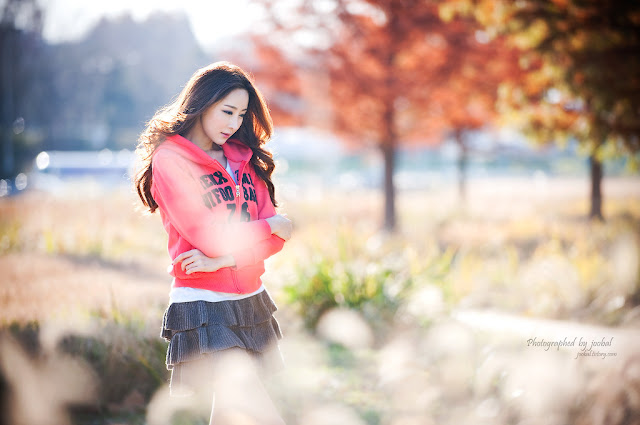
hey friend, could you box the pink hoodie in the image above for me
[150,134,285,294]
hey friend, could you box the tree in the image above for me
[442,0,640,220]
[423,16,521,200]
[223,36,307,128]
[0,0,44,179]
[254,0,521,229]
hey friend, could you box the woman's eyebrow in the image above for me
[224,104,248,112]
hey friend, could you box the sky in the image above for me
[40,0,265,49]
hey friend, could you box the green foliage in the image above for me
[327,342,358,369]
[283,227,456,337]
[496,0,638,156]
[285,254,412,335]
[284,257,337,330]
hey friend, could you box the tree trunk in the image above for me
[382,12,398,233]
[381,140,396,232]
[381,100,397,232]
[589,155,604,221]
[454,130,468,202]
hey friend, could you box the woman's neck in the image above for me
[185,117,226,164]
[185,117,215,151]
[206,147,226,166]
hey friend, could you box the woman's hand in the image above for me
[265,214,293,241]
[172,249,235,275]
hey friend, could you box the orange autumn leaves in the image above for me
[246,0,524,148]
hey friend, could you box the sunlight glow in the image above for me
[41,0,265,48]
[36,152,50,170]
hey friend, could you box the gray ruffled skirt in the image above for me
[160,290,284,396]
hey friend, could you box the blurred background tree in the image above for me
[254,0,523,231]
[0,0,45,180]
[1,4,210,182]
[46,13,209,150]
[235,36,307,128]
[2,0,637,222]
[423,17,522,201]
[441,0,640,220]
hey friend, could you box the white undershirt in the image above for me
[169,282,265,303]
[168,160,265,304]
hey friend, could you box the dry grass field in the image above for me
[1,175,639,425]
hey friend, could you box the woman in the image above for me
[134,62,291,425]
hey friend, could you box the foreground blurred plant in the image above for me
[286,255,412,335]
[2,313,168,422]
[283,227,455,339]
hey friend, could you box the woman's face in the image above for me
[201,88,249,147]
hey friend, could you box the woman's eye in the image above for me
[223,110,233,115]
[239,114,245,119]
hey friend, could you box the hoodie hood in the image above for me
[156,134,253,165]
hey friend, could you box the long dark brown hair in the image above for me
[134,61,276,213]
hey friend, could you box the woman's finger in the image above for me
[173,253,185,264]
[186,261,201,274]
[188,258,202,269]
[180,256,194,271]
[174,252,190,264]
[184,253,205,268]
[173,249,199,264]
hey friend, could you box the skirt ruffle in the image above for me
[161,291,282,369]
[161,290,283,369]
